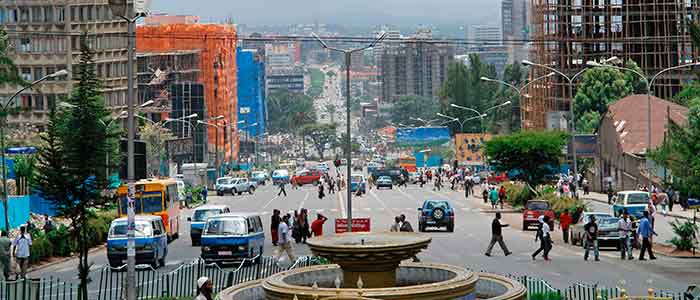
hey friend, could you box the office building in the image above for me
[236,48,267,138]
[501,0,529,64]
[266,67,304,95]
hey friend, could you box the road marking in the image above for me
[368,189,397,217]
[298,192,309,211]
[262,195,279,210]
[337,192,346,218]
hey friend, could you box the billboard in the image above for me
[396,127,450,147]
[335,218,371,234]
[454,133,492,165]
[573,134,597,157]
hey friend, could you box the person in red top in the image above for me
[310,214,328,237]
[559,210,573,244]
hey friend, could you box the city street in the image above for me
[30,166,696,295]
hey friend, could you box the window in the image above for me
[34,67,44,79]
[56,7,64,22]
[45,66,56,80]
[0,8,6,24]
[34,94,44,111]
[70,6,77,22]
[20,38,31,52]
[19,7,29,23]
[56,65,67,80]
[21,94,31,109]
[47,95,56,110]
[43,6,53,23]
[21,68,32,81]
[31,6,42,23]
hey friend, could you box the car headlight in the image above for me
[238,245,247,251]
[203,246,211,252]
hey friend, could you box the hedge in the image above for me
[29,210,116,264]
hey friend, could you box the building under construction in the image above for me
[525,0,699,130]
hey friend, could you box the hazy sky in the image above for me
[150,0,499,27]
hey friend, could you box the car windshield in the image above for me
[109,221,152,238]
[193,209,222,222]
[273,170,288,177]
[379,176,391,181]
[252,172,264,177]
[351,175,363,182]
[597,217,619,226]
[527,202,549,210]
[584,214,612,223]
[205,218,248,235]
[626,193,650,204]
[425,201,450,209]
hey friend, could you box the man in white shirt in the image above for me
[275,215,295,264]
[618,210,634,260]
[532,216,552,261]
[13,226,32,278]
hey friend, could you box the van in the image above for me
[188,205,230,246]
[107,216,168,268]
[200,213,265,264]
[612,191,650,219]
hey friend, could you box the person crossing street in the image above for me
[583,215,600,261]
[485,212,512,257]
[618,210,634,260]
[277,180,288,197]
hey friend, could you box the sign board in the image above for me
[165,138,194,161]
[688,198,700,210]
[396,127,450,147]
[335,218,371,234]
[454,133,492,164]
[546,111,569,131]
[573,134,597,157]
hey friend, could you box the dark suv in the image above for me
[418,200,454,232]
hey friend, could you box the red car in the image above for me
[291,170,323,186]
[486,172,508,184]
[522,200,555,231]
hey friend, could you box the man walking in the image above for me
[559,210,572,244]
[275,214,296,264]
[271,209,281,246]
[583,215,600,261]
[13,226,32,278]
[0,231,11,280]
[638,211,657,260]
[532,216,552,261]
[485,213,512,257]
[277,180,287,197]
[618,210,634,260]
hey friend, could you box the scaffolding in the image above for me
[525,0,700,130]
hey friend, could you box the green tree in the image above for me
[493,63,526,133]
[440,55,499,133]
[140,122,174,177]
[390,95,440,126]
[267,90,317,134]
[33,39,119,300]
[0,28,24,87]
[650,98,700,197]
[300,123,337,160]
[483,131,569,186]
[672,80,700,107]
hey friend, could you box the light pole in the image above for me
[108,2,145,299]
[240,123,259,168]
[312,32,388,232]
[436,113,487,133]
[197,115,224,178]
[586,59,700,157]
[165,114,198,180]
[1,69,68,232]
[410,117,440,127]
[480,72,557,130]
[449,101,512,133]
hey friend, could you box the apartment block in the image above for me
[0,1,129,130]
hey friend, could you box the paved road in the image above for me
[30,169,699,295]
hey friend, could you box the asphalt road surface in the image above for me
[30,167,699,296]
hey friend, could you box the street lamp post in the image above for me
[409,117,440,127]
[436,113,487,133]
[480,72,557,130]
[1,70,68,232]
[586,59,700,158]
[197,115,224,179]
[312,32,387,232]
[450,101,512,133]
[164,114,198,180]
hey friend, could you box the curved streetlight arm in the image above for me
[649,62,700,87]
[484,101,512,114]
[526,61,572,83]
[450,104,483,118]
[2,72,64,110]
[587,62,649,88]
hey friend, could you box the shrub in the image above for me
[668,220,698,251]
[47,225,75,257]
[29,232,52,264]
[529,292,564,300]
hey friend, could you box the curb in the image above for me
[582,197,693,221]
[480,209,521,214]
[28,244,107,273]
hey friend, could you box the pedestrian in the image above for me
[186,189,193,208]
[647,200,657,229]
[194,277,213,300]
[0,231,10,280]
[482,188,489,204]
[277,180,287,197]
[297,209,310,243]
[583,178,590,195]
[271,209,281,246]
[13,226,32,279]
[498,186,507,209]
[485,212,512,257]
[667,187,675,212]
[583,215,600,261]
[562,182,570,198]
[318,183,325,200]
[569,181,577,199]
[532,216,552,261]
[489,187,499,209]
[275,214,296,264]
[559,210,572,244]
[328,179,335,194]
[200,185,208,204]
[637,211,657,261]
[399,215,420,262]
[43,215,54,233]
[464,177,471,198]
[607,184,614,205]
[390,216,401,232]
[659,192,668,216]
[618,210,634,260]
[310,213,328,237]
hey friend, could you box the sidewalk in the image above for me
[581,192,695,221]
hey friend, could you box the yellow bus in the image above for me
[116,179,181,241]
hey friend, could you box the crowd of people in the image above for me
[270,208,328,265]
[0,215,54,281]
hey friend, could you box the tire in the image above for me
[447,222,454,232]
[432,208,445,221]
[238,192,243,195]
[151,251,160,269]
[313,181,319,186]
[389,186,393,189]
[231,189,237,196]
[158,250,167,267]
[522,221,527,231]
[192,240,200,246]
[249,186,256,194]
[418,223,425,232]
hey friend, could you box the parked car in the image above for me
[215,177,233,195]
[251,171,268,185]
[612,191,650,219]
[291,169,323,186]
[350,174,367,194]
[522,200,555,230]
[200,213,264,264]
[418,200,455,232]
[376,176,393,189]
[570,212,620,249]
[188,205,230,246]
[107,216,168,268]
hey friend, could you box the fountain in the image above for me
[218,232,526,300]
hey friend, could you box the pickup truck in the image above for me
[217,177,257,196]
[292,170,323,186]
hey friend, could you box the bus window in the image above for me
[120,197,143,214]
[141,193,164,213]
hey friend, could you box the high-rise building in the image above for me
[501,0,529,64]
[468,25,502,48]
[137,23,239,164]
[379,31,454,103]
[525,0,699,130]
[0,1,129,130]
[266,67,304,95]
[236,48,267,138]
